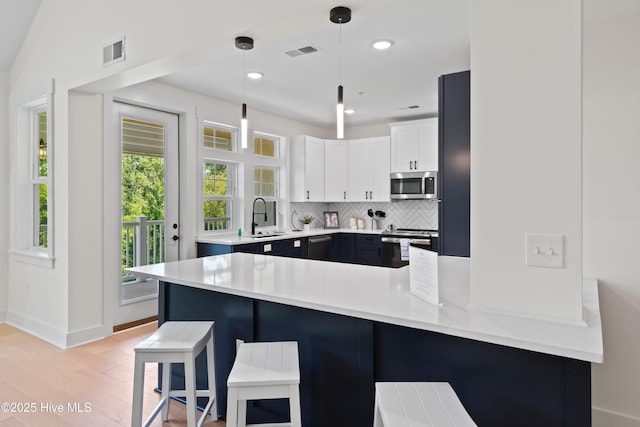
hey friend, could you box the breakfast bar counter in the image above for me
[127,253,602,427]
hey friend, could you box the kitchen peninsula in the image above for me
[127,254,602,427]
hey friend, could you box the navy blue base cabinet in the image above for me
[159,282,591,427]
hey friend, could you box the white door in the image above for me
[114,102,179,326]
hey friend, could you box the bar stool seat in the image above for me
[131,321,217,427]
[374,382,476,427]
[226,341,301,427]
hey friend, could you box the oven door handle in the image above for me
[381,237,431,245]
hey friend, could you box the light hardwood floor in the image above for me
[0,322,225,426]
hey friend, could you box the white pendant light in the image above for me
[235,36,254,149]
[330,6,351,140]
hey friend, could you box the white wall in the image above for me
[583,1,640,425]
[469,0,583,321]
[7,0,343,346]
[0,70,8,322]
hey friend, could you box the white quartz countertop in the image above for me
[196,228,383,245]
[126,253,603,363]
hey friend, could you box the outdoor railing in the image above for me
[121,216,165,283]
[121,215,232,283]
[204,216,231,231]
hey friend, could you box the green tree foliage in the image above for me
[203,163,231,230]
[121,154,165,275]
[122,154,165,221]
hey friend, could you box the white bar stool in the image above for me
[374,382,477,427]
[226,341,301,427]
[131,321,217,427]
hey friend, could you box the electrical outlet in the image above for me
[525,234,564,268]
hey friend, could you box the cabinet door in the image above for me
[390,127,418,173]
[370,137,390,202]
[417,118,438,172]
[347,139,372,202]
[390,119,438,173]
[305,137,325,201]
[324,140,349,201]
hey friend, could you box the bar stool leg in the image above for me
[289,384,302,427]
[131,355,145,427]
[206,330,218,421]
[226,387,239,427]
[238,399,247,427]
[161,362,171,421]
[184,355,197,427]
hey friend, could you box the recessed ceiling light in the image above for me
[345,109,356,114]
[246,71,263,80]
[371,39,394,50]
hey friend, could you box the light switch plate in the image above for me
[525,234,564,268]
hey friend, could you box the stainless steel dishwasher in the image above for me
[307,235,332,260]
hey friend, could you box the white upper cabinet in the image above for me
[324,139,349,202]
[291,135,390,203]
[390,118,438,173]
[290,136,325,202]
[348,137,390,202]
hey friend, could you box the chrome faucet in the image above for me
[251,197,268,235]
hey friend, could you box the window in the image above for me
[253,166,278,227]
[33,108,49,249]
[10,86,54,267]
[203,161,236,231]
[203,122,234,151]
[254,134,278,157]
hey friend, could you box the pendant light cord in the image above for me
[338,19,343,85]
[242,48,247,103]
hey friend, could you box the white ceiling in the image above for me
[157,0,470,129]
[2,0,469,129]
[0,0,41,69]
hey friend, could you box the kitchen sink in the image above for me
[252,232,288,239]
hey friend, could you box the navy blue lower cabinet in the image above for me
[250,301,374,426]
[159,282,591,427]
[374,323,591,427]
[158,282,254,419]
[355,234,382,266]
[197,242,257,256]
[330,233,356,263]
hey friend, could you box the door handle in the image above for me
[409,160,414,170]
[306,190,310,200]
[344,191,346,200]
[172,235,179,241]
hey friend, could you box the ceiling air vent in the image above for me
[103,37,126,67]
[284,45,320,58]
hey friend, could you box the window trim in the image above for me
[9,83,55,268]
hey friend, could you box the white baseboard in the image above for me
[6,311,111,349]
[593,406,640,427]
[6,310,68,348]
[65,324,111,348]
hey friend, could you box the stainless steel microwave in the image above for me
[390,171,438,200]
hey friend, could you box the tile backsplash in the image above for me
[290,200,438,231]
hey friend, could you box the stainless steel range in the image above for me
[380,228,439,268]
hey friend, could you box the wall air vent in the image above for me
[103,37,126,67]
[284,45,320,58]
